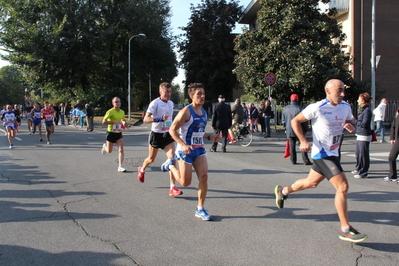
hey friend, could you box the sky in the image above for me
[0,0,253,83]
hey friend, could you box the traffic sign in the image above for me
[264,73,276,86]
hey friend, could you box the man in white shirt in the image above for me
[373,98,387,143]
[274,79,368,243]
[137,82,183,197]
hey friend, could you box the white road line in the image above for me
[0,128,23,141]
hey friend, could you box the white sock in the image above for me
[197,206,203,210]
[170,184,176,189]
[341,226,350,232]
[140,168,145,173]
[282,187,287,196]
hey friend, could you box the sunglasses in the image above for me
[113,101,121,103]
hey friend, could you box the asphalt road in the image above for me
[1,121,398,266]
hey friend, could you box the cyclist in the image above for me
[228,98,244,143]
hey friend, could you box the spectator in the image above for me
[248,103,259,132]
[85,104,94,131]
[352,92,373,179]
[383,107,399,182]
[242,102,248,126]
[258,102,266,135]
[373,98,388,143]
[282,94,312,165]
[264,100,272,137]
[210,95,232,153]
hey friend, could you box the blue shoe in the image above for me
[161,159,173,172]
[195,207,212,221]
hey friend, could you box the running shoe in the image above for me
[101,143,106,155]
[39,138,42,142]
[338,226,368,243]
[351,170,358,175]
[195,207,212,221]
[29,131,33,135]
[137,166,145,183]
[383,177,397,182]
[354,174,367,179]
[274,185,287,209]
[169,186,183,196]
[161,159,173,172]
[47,141,51,145]
[9,144,13,149]
[117,166,126,172]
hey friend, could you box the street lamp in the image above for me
[128,33,146,121]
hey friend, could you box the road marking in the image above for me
[0,128,23,141]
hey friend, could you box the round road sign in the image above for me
[264,73,276,86]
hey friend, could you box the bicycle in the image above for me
[218,124,253,147]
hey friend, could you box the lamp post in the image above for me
[128,33,146,121]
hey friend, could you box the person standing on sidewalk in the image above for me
[373,98,387,143]
[100,97,128,172]
[264,100,272,137]
[282,94,312,165]
[137,82,183,197]
[352,93,372,179]
[164,83,220,220]
[85,104,94,131]
[274,79,368,243]
[383,107,399,182]
[59,103,66,126]
[210,95,231,153]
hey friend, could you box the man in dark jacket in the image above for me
[282,94,312,165]
[85,104,94,131]
[210,95,232,153]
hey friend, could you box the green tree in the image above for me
[234,0,355,101]
[0,66,25,106]
[0,0,177,110]
[179,0,243,102]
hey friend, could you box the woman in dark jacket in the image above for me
[352,92,372,179]
[248,103,258,132]
[384,108,399,182]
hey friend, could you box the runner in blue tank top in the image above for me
[163,83,220,221]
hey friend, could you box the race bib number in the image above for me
[34,112,41,119]
[328,128,343,151]
[112,123,122,132]
[191,132,204,147]
[45,114,53,121]
[161,121,171,131]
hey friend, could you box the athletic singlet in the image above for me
[302,98,353,159]
[103,108,125,133]
[42,108,54,121]
[32,108,41,119]
[25,107,33,118]
[2,111,16,127]
[176,105,207,151]
[147,98,174,133]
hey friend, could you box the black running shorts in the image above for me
[106,132,123,143]
[312,156,344,180]
[148,131,174,149]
